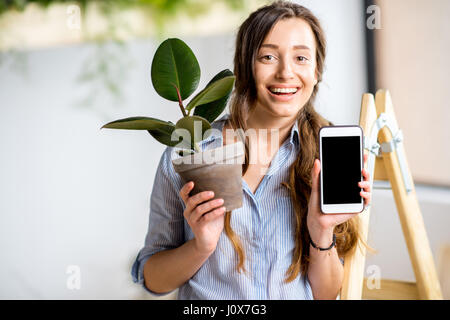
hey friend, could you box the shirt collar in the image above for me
[289,119,300,147]
[197,114,229,148]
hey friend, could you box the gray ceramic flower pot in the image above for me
[172,141,245,211]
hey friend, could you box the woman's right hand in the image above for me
[179,181,226,255]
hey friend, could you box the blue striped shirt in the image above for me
[131,114,314,299]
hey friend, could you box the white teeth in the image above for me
[269,87,298,93]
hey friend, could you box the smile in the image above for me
[267,86,301,102]
[269,87,298,93]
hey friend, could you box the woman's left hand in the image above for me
[306,154,371,245]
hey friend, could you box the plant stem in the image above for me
[179,101,187,117]
[172,83,187,117]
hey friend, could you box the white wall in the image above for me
[296,0,368,124]
[6,0,444,299]
[375,0,450,186]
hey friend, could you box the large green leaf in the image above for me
[147,128,180,147]
[194,69,234,122]
[205,69,234,88]
[101,116,180,147]
[151,38,200,102]
[185,75,235,111]
[174,116,211,150]
[101,116,171,130]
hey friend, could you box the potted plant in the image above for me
[101,38,244,210]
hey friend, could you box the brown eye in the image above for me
[262,55,275,61]
[297,56,308,62]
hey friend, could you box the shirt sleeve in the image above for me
[131,147,185,297]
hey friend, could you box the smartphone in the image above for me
[319,125,364,214]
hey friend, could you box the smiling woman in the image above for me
[132,0,371,300]
[224,1,370,298]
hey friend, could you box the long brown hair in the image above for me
[223,0,367,282]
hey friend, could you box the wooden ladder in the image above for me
[340,89,443,300]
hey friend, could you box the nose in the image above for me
[276,58,294,80]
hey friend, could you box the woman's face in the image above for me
[253,17,318,119]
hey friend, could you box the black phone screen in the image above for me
[321,136,362,204]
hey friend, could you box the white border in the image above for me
[319,126,364,214]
